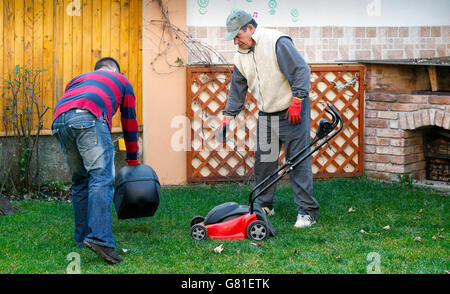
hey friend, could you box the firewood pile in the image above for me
[425,129,449,182]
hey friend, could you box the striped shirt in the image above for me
[53,70,139,161]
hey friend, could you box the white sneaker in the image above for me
[294,213,316,228]
[262,207,275,216]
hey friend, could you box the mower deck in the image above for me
[189,202,275,241]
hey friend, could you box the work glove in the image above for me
[286,97,303,125]
[127,160,140,166]
[216,115,231,143]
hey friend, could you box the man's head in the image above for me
[94,57,120,73]
[224,9,257,49]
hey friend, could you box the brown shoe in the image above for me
[83,240,123,265]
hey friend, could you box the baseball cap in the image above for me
[224,9,253,41]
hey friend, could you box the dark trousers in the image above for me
[254,98,319,218]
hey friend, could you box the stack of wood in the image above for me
[428,158,449,182]
[425,129,449,182]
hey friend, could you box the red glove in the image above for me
[217,116,231,142]
[286,97,303,125]
[127,160,140,166]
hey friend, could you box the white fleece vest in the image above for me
[234,27,293,113]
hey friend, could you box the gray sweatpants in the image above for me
[254,98,319,218]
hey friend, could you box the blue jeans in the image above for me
[52,109,115,248]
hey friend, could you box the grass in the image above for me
[0,177,448,274]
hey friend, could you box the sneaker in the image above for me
[83,240,123,265]
[262,206,275,216]
[294,212,316,228]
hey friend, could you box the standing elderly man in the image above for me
[218,10,318,228]
[52,57,139,264]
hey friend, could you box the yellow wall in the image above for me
[0,0,143,135]
[143,0,187,185]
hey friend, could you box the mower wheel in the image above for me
[190,224,208,241]
[190,216,205,227]
[246,220,269,241]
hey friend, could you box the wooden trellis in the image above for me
[186,65,364,182]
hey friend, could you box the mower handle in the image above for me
[248,101,344,214]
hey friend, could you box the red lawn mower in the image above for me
[189,102,344,241]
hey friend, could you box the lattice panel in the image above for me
[309,66,365,177]
[187,66,364,182]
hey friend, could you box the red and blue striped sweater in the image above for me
[53,70,139,162]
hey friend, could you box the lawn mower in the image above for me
[189,101,344,241]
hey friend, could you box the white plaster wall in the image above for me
[187,0,450,27]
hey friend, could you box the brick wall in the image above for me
[364,64,450,181]
[187,26,450,64]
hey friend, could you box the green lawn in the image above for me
[0,177,448,274]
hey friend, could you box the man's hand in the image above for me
[216,115,231,143]
[126,160,140,166]
[286,97,303,125]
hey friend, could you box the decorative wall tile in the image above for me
[187,26,450,64]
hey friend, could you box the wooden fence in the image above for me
[186,65,365,182]
[0,0,142,135]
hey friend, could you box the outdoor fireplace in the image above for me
[357,57,450,184]
[424,127,449,182]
